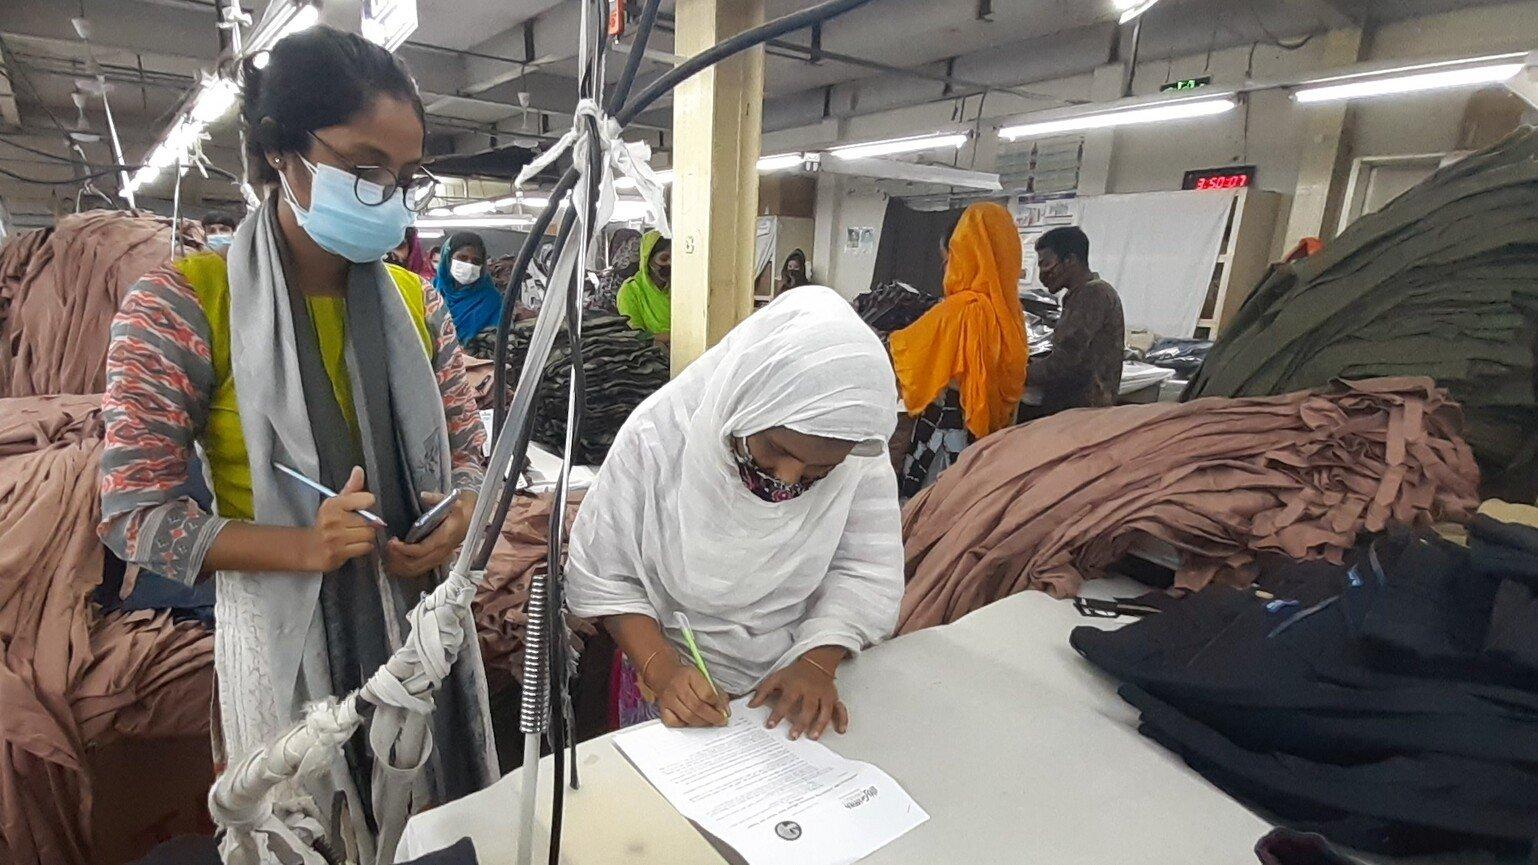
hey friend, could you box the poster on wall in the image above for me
[845,227,877,254]
[1011,195,1078,290]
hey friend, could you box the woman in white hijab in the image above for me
[566,286,903,741]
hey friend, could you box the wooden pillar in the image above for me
[1282,26,1366,248]
[669,0,765,375]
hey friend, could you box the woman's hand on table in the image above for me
[750,648,848,741]
[654,660,730,728]
[383,490,477,579]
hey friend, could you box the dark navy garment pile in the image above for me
[1072,519,1538,859]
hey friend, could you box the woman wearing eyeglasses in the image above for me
[98,26,494,855]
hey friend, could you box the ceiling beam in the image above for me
[1296,0,1362,29]
[459,2,586,97]
[0,30,206,69]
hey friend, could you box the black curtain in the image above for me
[869,199,966,297]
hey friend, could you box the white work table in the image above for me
[399,579,1290,864]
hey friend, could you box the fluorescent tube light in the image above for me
[190,77,239,124]
[417,216,536,229]
[416,229,444,239]
[1116,0,1161,24]
[756,152,805,172]
[829,133,968,160]
[362,0,417,53]
[1293,61,1524,103]
[999,95,1235,139]
[249,3,320,69]
[451,200,499,215]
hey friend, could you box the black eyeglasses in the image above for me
[306,132,439,213]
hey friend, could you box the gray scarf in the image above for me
[218,199,495,861]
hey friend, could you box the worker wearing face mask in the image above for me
[1031,226,1124,413]
[566,287,903,740]
[200,210,240,256]
[98,27,495,854]
[617,230,672,346]
[432,231,504,358]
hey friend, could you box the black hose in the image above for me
[616,0,876,125]
[547,3,608,860]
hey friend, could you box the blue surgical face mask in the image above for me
[206,234,233,252]
[278,156,414,264]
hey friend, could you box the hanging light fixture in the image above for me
[999,94,1236,140]
[248,2,321,68]
[361,0,417,52]
[756,152,806,172]
[1293,55,1526,103]
[828,133,968,160]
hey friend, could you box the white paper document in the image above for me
[612,701,928,865]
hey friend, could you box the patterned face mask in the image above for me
[733,438,816,503]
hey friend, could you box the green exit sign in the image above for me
[1161,76,1213,92]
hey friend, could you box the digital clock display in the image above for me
[1193,173,1250,189]
[1182,165,1257,191]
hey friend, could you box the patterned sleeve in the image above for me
[98,268,228,585]
[423,283,489,491]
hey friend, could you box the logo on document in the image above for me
[774,821,803,841]
[841,786,879,809]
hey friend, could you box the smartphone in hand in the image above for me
[404,489,465,544]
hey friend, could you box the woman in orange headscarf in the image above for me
[889,201,1026,498]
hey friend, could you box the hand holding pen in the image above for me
[276,463,383,572]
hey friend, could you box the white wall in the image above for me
[811,174,889,300]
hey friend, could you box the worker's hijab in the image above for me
[432,231,503,342]
[617,230,671,334]
[889,201,1027,438]
[565,286,903,693]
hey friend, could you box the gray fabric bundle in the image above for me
[1187,126,1538,499]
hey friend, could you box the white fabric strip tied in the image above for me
[516,97,672,240]
[208,569,480,865]
[206,91,655,865]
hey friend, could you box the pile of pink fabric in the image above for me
[899,378,1482,634]
[474,492,593,687]
[0,396,214,864]
[0,211,197,398]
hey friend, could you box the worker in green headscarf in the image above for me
[617,231,672,344]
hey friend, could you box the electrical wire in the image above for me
[489,0,882,455]
[1245,0,1320,51]
[0,136,80,163]
[0,163,140,185]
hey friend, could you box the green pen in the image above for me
[673,612,729,719]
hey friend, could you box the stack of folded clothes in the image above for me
[899,377,1480,631]
[499,314,670,463]
[1072,501,1538,859]
[1187,127,1538,499]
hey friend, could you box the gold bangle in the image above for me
[801,656,836,680]
[639,649,664,687]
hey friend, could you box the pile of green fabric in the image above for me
[501,313,669,463]
[1187,126,1538,499]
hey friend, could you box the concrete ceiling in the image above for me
[0,0,1525,222]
